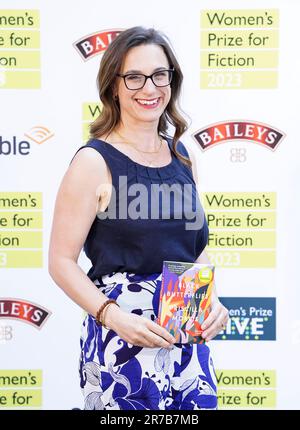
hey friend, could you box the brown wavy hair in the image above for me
[89,26,191,168]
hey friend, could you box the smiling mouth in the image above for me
[135,97,160,107]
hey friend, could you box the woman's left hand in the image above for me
[201,295,229,342]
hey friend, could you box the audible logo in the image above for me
[0,136,30,155]
[24,126,54,144]
[0,129,54,155]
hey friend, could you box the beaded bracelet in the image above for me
[95,299,119,327]
[101,302,117,329]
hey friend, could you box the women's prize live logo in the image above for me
[216,297,276,341]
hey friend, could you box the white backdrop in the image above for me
[1,0,299,410]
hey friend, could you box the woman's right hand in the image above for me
[104,304,176,349]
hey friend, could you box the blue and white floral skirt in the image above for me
[78,271,218,410]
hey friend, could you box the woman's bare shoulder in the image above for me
[70,142,110,175]
[70,145,105,166]
[63,146,110,197]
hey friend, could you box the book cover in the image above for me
[157,260,215,343]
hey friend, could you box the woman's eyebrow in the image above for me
[123,66,169,74]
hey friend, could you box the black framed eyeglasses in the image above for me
[117,68,174,90]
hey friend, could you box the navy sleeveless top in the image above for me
[71,137,209,281]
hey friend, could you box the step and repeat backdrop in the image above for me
[1,0,299,410]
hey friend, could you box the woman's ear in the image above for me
[112,83,119,100]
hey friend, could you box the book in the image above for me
[157,260,215,343]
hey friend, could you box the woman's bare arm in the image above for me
[48,147,111,317]
[48,147,175,348]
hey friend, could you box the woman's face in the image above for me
[116,44,172,128]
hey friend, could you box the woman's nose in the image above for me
[142,76,157,92]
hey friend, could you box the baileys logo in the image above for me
[73,29,122,60]
[192,120,285,151]
[0,298,51,329]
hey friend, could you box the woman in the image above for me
[48,26,229,410]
